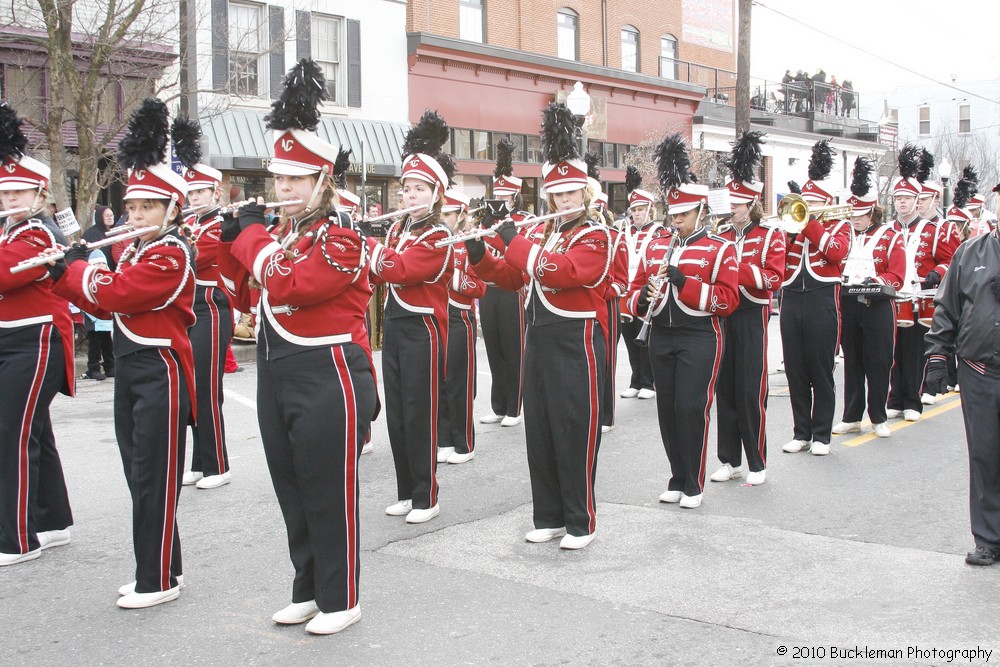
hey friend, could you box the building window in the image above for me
[660,35,678,79]
[229,1,265,97]
[557,8,578,61]
[460,0,485,43]
[621,25,639,73]
[311,14,342,104]
[453,129,473,159]
[473,130,491,160]
[918,106,931,135]
[603,142,616,170]
[959,104,971,133]
[526,135,542,163]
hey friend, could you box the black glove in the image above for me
[480,209,496,229]
[47,258,67,282]
[637,282,652,310]
[497,220,518,246]
[238,203,267,232]
[220,210,241,242]
[666,265,687,289]
[920,270,941,290]
[992,275,1000,303]
[465,237,486,265]
[923,357,948,396]
[64,243,90,266]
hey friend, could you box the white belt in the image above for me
[195,279,217,287]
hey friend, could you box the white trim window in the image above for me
[918,105,931,135]
[557,8,578,61]
[621,25,639,73]
[312,14,343,105]
[959,103,971,134]
[229,1,265,97]
[660,35,677,79]
[460,0,485,43]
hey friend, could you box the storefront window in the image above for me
[526,135,542,163]
[453,128,473,159]
[473,130,491,160]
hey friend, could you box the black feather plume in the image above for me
[265,58,327,132]
[962,165,979,187]
[584,151,601,181]
[494,138,515,178]
[850,157,874,198]
[334,148,352,189]
[540,103,579,164]
[171,115,202,169]
[402,110,449,158]
[897,143,920,180]
[0,103,28,164]
[953,178,973,209]
[917,148,934,184]
[117,97,169,171]
[726,130,765,184]
[992,182,1000,194]
[437,154,457,185]
[654,133,691,193]
[807,140,834,181]
[787,180,802,194]
[625,165,642,194]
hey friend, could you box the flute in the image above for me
[217,199,303,215]
[10,225,177,274]
[363,204,428,223]
[0,207,30,218]
[434,206,586,248]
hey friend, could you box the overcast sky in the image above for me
[749,0,999,96]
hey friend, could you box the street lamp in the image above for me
[566,81,591,156]
[939,158,953,213]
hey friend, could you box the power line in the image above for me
[752,1,1000,107]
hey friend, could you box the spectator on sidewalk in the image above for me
[82,250,114,381]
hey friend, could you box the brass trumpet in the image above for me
[765,194,852,234]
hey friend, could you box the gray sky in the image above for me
[749,0,999,95]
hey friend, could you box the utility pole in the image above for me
[735,0,752,135]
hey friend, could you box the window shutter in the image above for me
[296,11,311,60]
[211,0,229,90]
[269,6,284,99]
[347,19,361,108]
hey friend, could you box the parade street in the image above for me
[3,323,995,666]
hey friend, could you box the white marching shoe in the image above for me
[305,604,362,635]
[920,392,938,405]
[873,422,891,438]
[658,490,682,504]
[903,409,921,422]
[361,441,373,455]
[782,439,811,453]
[500,415,523,427]
[525,527,566,543]
[0,549,40,566]
[810,442,831,456]
[560,532,596,550]
[272,600,320,625]
[182,471,203,486]
[385,499,412,516]
[196,471,231,489]
[118,574,185,597]
[601,425,613,434]
[620,387,640,398]
[637,388,656,400]
[746,469,766,486]
[37,529,71,550]
[885,409,902,419]
[436,447,455,463]
[117,586,181,609]
[479,413,504,424]
[447,450,475,465]
[679,494,703,509]
[405,504,439,524]
[831,421,861,434]
[709,464,742,482]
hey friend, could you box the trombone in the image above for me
[764,193,852,234]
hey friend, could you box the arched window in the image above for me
[557,8,578,61]
[660,34,678,79]
[621,25,639,73]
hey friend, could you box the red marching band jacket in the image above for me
[845,224,906,289]
[718,220,786,307]
[0,219,76,395]
[625,227,740,324]
[218,212,374,358]
[472,216,613,342]
[185,209,225,287]
[52,232,197,408]
[448,243,487,309]
[604,226,630,303]
[887,217,959,283]
[782,217,853,289]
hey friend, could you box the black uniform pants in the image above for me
[601,300,620,427]
[715,306,768,472]
[957,364,1000,550]
[888,323,929,414]
[257,343,376,613]
[383,315,444,510]
[620,316,654,390]
[439,306,477,454]
[840,296,895,424]
[650,320,725,496]
[0,325,72,555]
[114,348,190,593]
[479,286,524,417]
[523,319,605,537]
[86,330,114,375]
[189,286,233,476]
[780,286,840,444]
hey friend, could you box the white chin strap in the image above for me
[161,194,179,234]
[305,167,330,214]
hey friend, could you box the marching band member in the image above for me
[916,149,943,224]
[886,144,959,421]
[467,103,611,548]
[438,189,486,465]
[619,166,663,400]
[0,103,75,566]
[173,117,233,490]
[218,60,378,634]
[831,158,905,438]
[478,138,527,427]
[367,110,454,525]
[627,133,739,508]
[711,131,784,486]
[780,140,852,457]
[51,99,195,607]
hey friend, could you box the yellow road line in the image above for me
[839,393,962,447]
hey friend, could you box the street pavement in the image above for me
[3,319,997,666]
